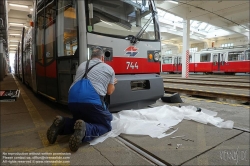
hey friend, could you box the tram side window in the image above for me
[36,9,45,64]
[228,51,244,61]
[245,50,250,60]
[163,57,172,64]
[45,0,56,63]
[57,0,78,57]
[213,54,218,62]
[178,57,182,64]
[200,53,211,62]
[189,55,192,62]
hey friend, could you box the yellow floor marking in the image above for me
[180,96,248,108]
[206,100,214,103]
[13,75,70,166]
[14,76,46,128]
[1,147,37,153]
[1,128,38,137]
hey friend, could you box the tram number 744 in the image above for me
[126,62,139,70]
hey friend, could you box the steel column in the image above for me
[182,19,190,78]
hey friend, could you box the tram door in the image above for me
[35,0,58,100]
[174,56,182,73]
[178,57,182,72]
[212,52,226,72]
[56,0,79,104]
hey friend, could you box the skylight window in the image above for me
[191,20,200,28]
[157,9,166,17]
[205,25,212,32]
[164,13,175,21]
[198,22,207,30]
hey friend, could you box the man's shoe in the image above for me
[47,116,64,144]
[69,120,86,152]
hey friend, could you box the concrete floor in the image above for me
[1,74,249,165]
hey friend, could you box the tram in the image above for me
[14,0,164,112]
[162,46,250,74]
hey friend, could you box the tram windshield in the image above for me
[87,0,160,41]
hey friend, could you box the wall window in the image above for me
[189,47,197,53]
[221,43,233,47]
[166,50,172,54]
[57,0,78,57]
[200,53,211,62]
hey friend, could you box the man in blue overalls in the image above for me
[47,46,117,152]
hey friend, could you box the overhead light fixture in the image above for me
[9,34,21,36]
[9,48,17,50]
[10,40,20,42]
[246,29,249,31]
[9,3,28,8]
[9,45,18,46]
[167,0,178,4]
[199,37,205,39]
[30,8,33,11]
[9,23,24,26]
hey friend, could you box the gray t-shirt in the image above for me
[70,58,115,96]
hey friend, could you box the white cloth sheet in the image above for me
[89,105,234,145]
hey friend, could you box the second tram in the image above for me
[162,46,250,74]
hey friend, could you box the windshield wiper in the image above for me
[125,11,156,45]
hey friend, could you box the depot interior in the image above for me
[1,0,249,70]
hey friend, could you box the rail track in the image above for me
[162,75,250,103]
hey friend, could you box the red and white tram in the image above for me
[162,46,250,74]
[14,0,163,112]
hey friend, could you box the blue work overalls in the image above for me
[60,61,113,142]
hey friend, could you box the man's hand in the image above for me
[114,78,118,85]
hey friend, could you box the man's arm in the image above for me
[107,78,117,95]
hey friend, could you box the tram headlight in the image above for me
[154,52,160,61]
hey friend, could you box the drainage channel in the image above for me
[116,136,170,166]
[114,104,173,166]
